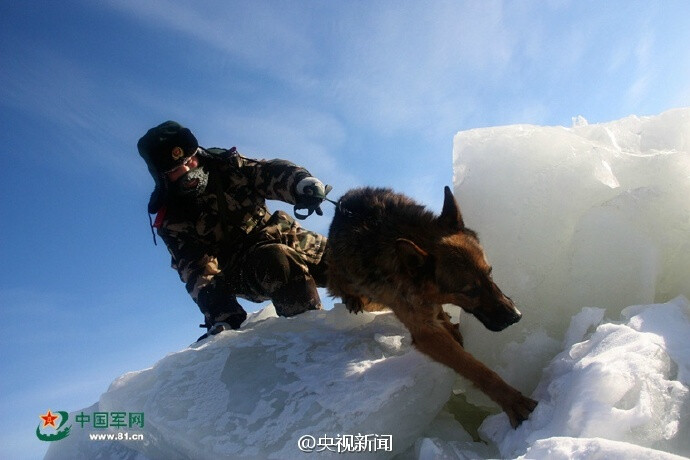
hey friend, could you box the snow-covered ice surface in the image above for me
[479,296,690,459]
[409,296,690,460]
[46,109,689,459]
[45,305,456,459]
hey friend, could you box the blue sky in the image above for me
[1,1,689,457]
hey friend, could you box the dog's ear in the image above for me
[396,238,430,276]
[440,186,465,230]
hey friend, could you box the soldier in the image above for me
[138,121,330,341]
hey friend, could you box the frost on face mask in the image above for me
[171,165,209,199]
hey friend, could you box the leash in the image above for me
[321,196,354,218]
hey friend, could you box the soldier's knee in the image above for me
[245,245,295,289]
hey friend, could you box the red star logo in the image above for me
[40,410,59,428]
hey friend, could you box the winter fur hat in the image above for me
[138,121,199,213]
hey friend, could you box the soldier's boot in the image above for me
[196,322,231,342]
[196,291,247,342]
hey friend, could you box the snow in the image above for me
[46,108,690,459]
[518,437,688,460]
[479,296,690,459]
[45,305,456,459]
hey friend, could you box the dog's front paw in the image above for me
[450,322,464,347]
[344,297,364,314]
[504,393,537,428]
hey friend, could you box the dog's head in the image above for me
[396,186,521,331]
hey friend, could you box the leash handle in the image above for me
[294,205,317,220]
[293,184,334,220]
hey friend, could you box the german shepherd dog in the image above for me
[326,186,537,427]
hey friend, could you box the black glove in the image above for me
[294,177,332,219]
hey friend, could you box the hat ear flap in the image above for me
[147,178,168,214]
[139,132,167,214]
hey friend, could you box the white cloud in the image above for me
[212,108,344,174]
[678,84,690,107]
[607,42,633,75]
[322,1,515,135]
[0,48,97,132]
[105,0,317,84]
[624,31,656,108]
[506,103,552,126]
[0,43,159,186]
[634,32,654,69]
[103,0,518,139]
[99,1,690,156]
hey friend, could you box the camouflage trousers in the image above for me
[202,211,328,328]
[232,241,327,314]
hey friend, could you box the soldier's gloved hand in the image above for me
[295,177,331,218]
[297,177,326,198]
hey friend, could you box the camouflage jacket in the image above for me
[154,147,327,311]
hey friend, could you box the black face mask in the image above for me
[170,165,209,201]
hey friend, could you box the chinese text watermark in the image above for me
[298,433,392,453]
